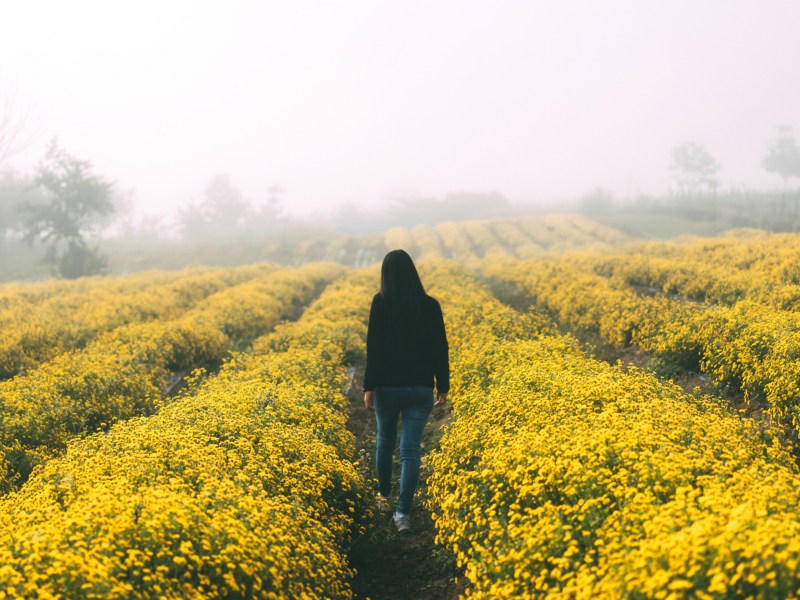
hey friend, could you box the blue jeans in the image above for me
[374,386,434,514]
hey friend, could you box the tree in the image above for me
[22,139,115,278]
[671,142,721,194]
[177,175,252,240]
[763,125,800,187]
[0,172,37,241]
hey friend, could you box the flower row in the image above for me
[575,229,800,309]
[382,214,629,264]
[0,263,344,491]
[482,256,800,435]
[0,266,377,599]
[0,264,279,379]
[428,262,800,598]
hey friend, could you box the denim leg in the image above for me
[397,395,434,514]
[374,391,400,498]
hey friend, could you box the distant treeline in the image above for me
[2,164,800,282]
[578,187,800,237]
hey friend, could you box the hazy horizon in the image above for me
[2,0,799,220]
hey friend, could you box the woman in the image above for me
[363,250,449,533]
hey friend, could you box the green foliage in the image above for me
[44,240,108,279]
[0,172,38,240]
[22,139,114,278]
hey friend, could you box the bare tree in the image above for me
[0,93,32,170]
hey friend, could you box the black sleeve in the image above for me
[432,299,450,394]
[363,294,385,392]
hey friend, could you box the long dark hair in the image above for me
[380,249,426,323]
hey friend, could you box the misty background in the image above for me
[1,0,799,280]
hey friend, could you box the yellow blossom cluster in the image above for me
[581,228,800,309]
[409,224,447,259]
[0,266,376,599]
[0,265,277,379]
[427,262,800,598]
[482,252,800,436]
[0,263,345,491]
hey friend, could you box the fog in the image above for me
[2,0,798,222]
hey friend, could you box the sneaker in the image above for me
[392,512,411,533]
[376,494,391,513]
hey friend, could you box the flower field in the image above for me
[482,237,800,438]
[284,213,631,267]
[430,261,800,598]
[2,222,800,598]
[0,265,372,598]
[582,229,800,309]
[0,263,344,491]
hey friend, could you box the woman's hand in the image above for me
[364,390,374,411]
[434,392,448,406]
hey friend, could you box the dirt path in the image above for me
[345,368,464,600]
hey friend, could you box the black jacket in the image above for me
[363,293,449,393]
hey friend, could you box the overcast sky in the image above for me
[1,0,798,218]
